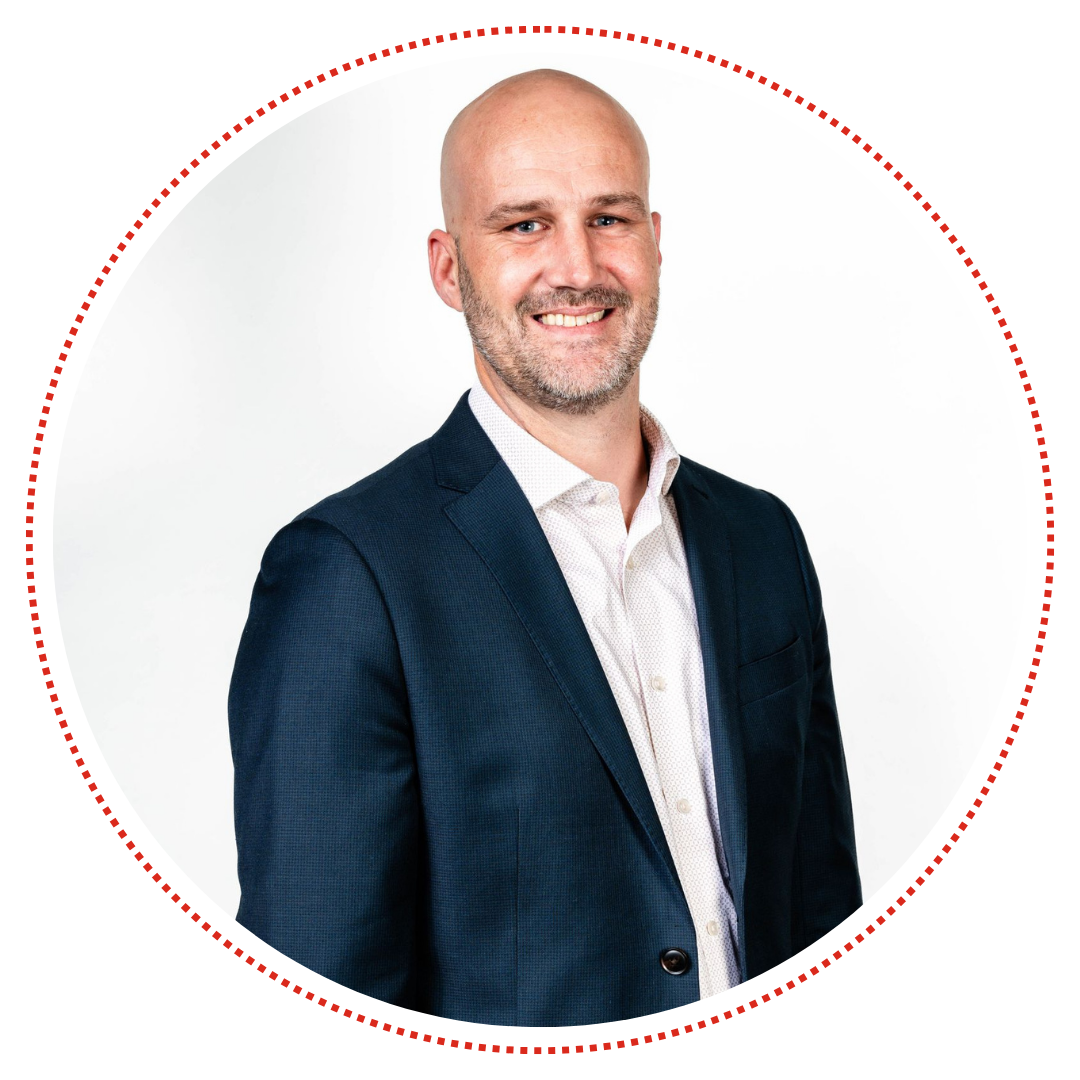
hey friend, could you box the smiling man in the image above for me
[229,69,861,1027]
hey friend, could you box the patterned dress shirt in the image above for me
[468,380,740,997]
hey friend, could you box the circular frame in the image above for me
[23,23,1055,1051]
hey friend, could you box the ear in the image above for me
[428,229,464,312]
[651,211,662,271]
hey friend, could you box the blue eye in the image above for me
[510,221,539,234]
[595,215,620,226]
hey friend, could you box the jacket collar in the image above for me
[669,458,748,976]
[430,391,501,494]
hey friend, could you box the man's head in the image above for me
[428,69,661,415]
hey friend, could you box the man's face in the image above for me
[444,87,662,415]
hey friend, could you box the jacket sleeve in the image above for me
[773,497,863,949]
[228,516,419,1003]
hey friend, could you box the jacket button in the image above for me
[659,948,691,975]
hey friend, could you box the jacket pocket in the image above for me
[737,635,807,705]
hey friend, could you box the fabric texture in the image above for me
[468,382,739,997]
[228,390,862,1026]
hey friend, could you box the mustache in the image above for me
[517,288,633,317]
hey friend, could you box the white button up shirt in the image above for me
[468,381,740,997]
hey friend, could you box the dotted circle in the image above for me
[25,24,1054,1051]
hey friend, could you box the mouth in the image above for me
[531,307,612,327]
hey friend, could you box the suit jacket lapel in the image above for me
[670,459,748,972]
[432,394,681,890]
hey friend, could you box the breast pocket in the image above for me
[737,635,807,705]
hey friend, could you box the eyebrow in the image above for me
[481,199,554,228]
[481,191,649,229]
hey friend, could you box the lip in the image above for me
[530,307,615,331]
[531,306,608,317]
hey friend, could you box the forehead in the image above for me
[459,91,648,217]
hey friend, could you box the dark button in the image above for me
[659,948,691,975]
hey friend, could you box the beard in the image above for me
[456,246,659,416]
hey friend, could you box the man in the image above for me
[229,68,861,1027]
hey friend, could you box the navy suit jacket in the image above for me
[229,391,861,1026]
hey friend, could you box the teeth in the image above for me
[538,310,607,326]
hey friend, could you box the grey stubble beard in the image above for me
[456,244,659,417]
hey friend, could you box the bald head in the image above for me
[426,67,663,415]
[440,69,650,232]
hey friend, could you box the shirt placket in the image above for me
[625,504,739,997]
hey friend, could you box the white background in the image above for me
[2,2,1076,1077]
[50,38,1039,921]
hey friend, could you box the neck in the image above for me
[475,356,649,530]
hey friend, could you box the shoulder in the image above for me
[248,434,440,587]
[678,455,804,540]
[292,435,443,537]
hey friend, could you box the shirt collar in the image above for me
[640,401,682,500]
[468,379,682,511]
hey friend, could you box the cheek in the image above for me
[482,248,541,309]
[615,263,659,300]
[599,238,660,292]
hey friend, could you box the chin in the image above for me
[533,365,638,411]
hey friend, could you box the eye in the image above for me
[507,220,541,234]
[594,214,622,227]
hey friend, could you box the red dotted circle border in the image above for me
[25,25,1054,1051]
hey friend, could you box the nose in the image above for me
[544,220,605,293]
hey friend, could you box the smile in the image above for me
[533,309,611,327]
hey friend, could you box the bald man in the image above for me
[229,69,861,1027]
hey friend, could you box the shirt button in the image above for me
[595,488,611,504]
[650,675,667,692]
[625,554,636,570]
[676,798,691,814]
[706,920,720,937]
